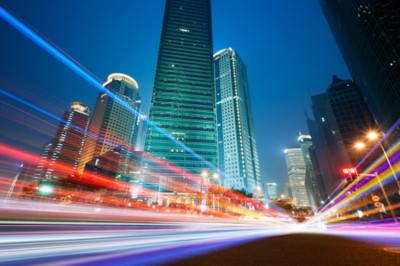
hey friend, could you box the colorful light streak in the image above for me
[315,126,400,225]
[0,6,281,217]
[0,6,218,174]
[0,205,398,266]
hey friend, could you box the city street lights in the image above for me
[354,131,400,191]
[359,172,398,223]
[212,173,220,185]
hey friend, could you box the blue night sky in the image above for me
[0,0,350,192]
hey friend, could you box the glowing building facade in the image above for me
[214,48,262,195]
[35,102,90,181]
[284,147,310,207]
[145,0,216,191]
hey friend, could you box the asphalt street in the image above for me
[169,233,400,266]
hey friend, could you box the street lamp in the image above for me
[354,131,400,191]
[201,170,208,178]
[5,168,22,202]
[212,173,219,183]
[200,170,209,212]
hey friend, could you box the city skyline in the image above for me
[0,1,400,264]
[0,1,350,190]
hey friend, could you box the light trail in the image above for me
[0,200,287,265]
[0,216,398,265]
[0,6,286,220]
[314,133,400,225]
[0,6,218,174]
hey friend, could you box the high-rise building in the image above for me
[132,114,148,151]
[15,102,90,197]
[266,182,278,200]
[298,134,321,210]
[306,119,328,201]
[145,0,216,191]
[79,73,140,176]
[308,76,376,197]
[214,48,262,195]
[318,0,400,132]
[284,148,310,207]
[36,102,90,181]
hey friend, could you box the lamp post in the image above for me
[211,173,220,212]
[367,132,400,191]
[341,167,395,221]
[355,131,400,191]
[358,172,398,223]
[5,171,21,202]
[200,170,208,212]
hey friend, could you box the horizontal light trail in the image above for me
[1,76,215,194]
[0,219,282,265]
[316,134,400,224]
[0,217,399,265]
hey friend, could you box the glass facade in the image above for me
[145,0,216,189]
[319,0,400,132]
[214,48,262,195]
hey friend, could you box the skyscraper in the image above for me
[79,73,140,176]
[16,102,90,197]
[298,134,321,210]
[266,182,278,200]
[145,0,216,190]
[308,76,376,197]
[35,102,90,181]
[284,148,310,207]
[214,48,262,195]
[318,0,400,132]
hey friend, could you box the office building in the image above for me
[284,148,310,207]
[214,48,262,195]
[308,76,376,197]
[145,0,216,192]
[79,73,140,177]
[36,102,90,181]
[298,134,321,210]
[266,182,278,200]
[318,0,400,132]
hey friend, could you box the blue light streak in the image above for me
[0,6,217,173]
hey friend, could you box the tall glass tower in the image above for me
[213,48,262,195]
[145,0,216,190]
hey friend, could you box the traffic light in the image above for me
[342,168,357,181]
